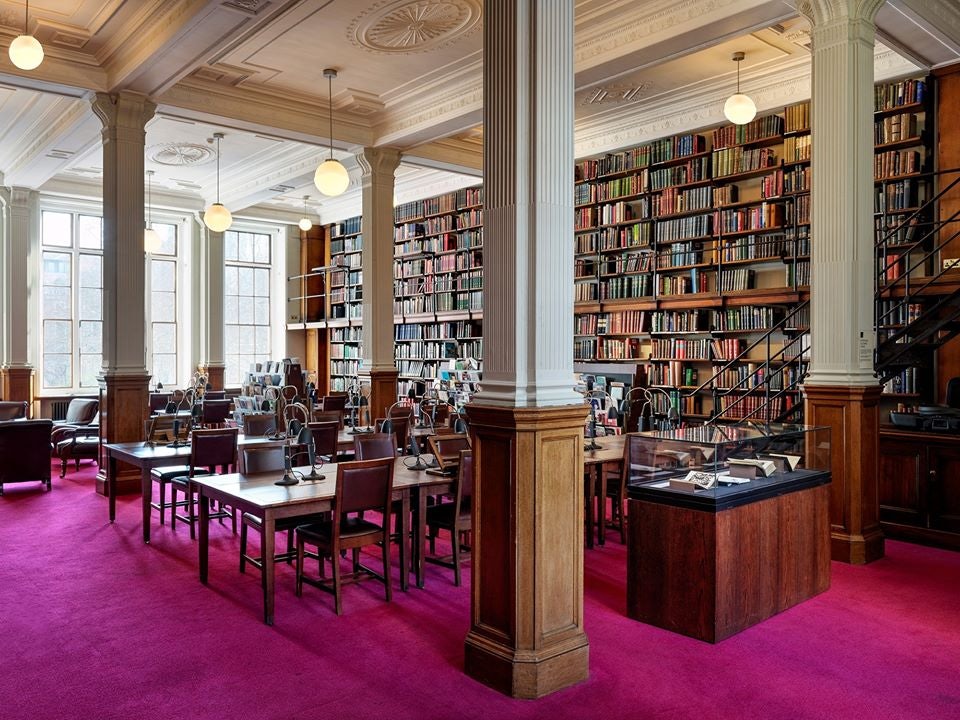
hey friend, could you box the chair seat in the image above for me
[426,501,469,528]
[55,437,99,457]
[242,511,322,532]
[297,516,383,544]
[169,472,213,487]
[150,465,191,481]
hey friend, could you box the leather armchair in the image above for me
[52,418,100,478]
[53,398,99,428]
[0,401,28,420]
[0,419,53,494]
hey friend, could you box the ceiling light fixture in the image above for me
[723,51,756,126]
[298,195,313,232]
[203,132,233,233]
[314,68,350,197]
[144,170,161,253]
[9,1,44,71]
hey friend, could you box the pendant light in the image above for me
[314,68,350,197]
[203,132,233,233]
[298,195,313,231]
[144,170,161,253]
[8,1,44,71]
[723,51,756,126]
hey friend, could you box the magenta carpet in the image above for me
[1,463,959,720]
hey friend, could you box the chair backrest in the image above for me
[377,415,410,450]
[311,409,341,424]
[353,432,397,460]
[0,419,52,483]
[201,399,232,424]
[148,393,171,413]
[946,377,960,408]
[307,420,339,458]
[203,390,226,400]
[242,446,286,474]
[145,412,190,442]
[243,413,277,436]
[190,427,238,474]
[64,398,98,424]
[0,401,28,420]
[456,449,474,512]
[428,433,471,471]
[335,458,394,516]
[321,394,348,413]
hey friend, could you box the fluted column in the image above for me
[0,186,36,408]
[91,91,156,494]
[464,0,588,699]
[357,147,401,420]
[799,0,885,563]
[198,222,225,389]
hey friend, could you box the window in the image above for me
[148,223,179,386]
[40,211,103,390]
[224,229,272,386]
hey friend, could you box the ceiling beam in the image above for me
[402,139,483,177]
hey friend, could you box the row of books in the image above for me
[652,185,713,217]
[785,260,811,287]
[330,343,361,359]
[877,300,923,328]
[786,195,810,225]
[575,172,647,204]
[711,337,747,360]
[657,241,703,269]
[783,135,811,164]
[600,274,653,300]
[714,394,790,421]
[718,267,755,292]
[874,178,927,212]
[394,320,480,341]
[393,188,484,224]
[599,254,653,276]
[713,146,778,178]
[650,360,698,387]
[658,270,709,296]
[712,114,785,150]
[329,234,362,254]
[874,78,926,113]
[652,337,711,359]
[330,326,362,343]
[329,216,362,237]
[657,214,712,242]
[710,306,780,332]
[717,202,784,233]
[875,113,920,145]
[649,156,711,191]
[573,134,710,181]
[330,359,360,377]
[874,150,922,180]
[784,102,810,134]
[575,201,635,230]
[593,337,645,360]
[882,367,918,395]
[783,165,810,195]
[719,234,788,263]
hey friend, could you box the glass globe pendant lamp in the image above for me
[8,1,43,71]
[723,52,757,126]
[298,196,313,231]
[314,69,350,197]
[204,132,233,233]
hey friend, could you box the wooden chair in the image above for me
[295,457,395,615]
[306,420,340,462]
[0,401,28,420]
[320,394,348,428]
[148,393,171,414]
[353,432,397,460]
[427,433,471,475]
[239,446,302,575]
[426,450,473,586]
[311,409,341,425]
[200,399,232,428]
[169,427,239,539]
[375,414,410,454]
[242,413,277,437]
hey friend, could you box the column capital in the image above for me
[8,186,36,208]
[355,146,402,179]
[795,0,884,26]
[90,91,157,133]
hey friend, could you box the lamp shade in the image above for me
[203,202,233,232]
[723,93,757,125]
[144,227,162,253]
[314,158,350,197]
[9,34,43,70]
[298,217,313,231]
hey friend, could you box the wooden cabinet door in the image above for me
[929,443,960,534]
[878,437,927,527]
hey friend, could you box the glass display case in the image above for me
[625,423,831,510]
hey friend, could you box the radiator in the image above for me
[51,400,71,421]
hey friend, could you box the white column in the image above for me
[802,0,885,386]
[90,91,156,376]
[198,224,225,373]
[3,187,35,369]
[357,147,401,373]
[475,0,580,408]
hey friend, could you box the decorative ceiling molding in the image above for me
[222,0,273,16]
[147,142,217,166]
[348,0,481,55]
[578,81,654,106]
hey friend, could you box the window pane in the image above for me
[42,286,71,320]
[78,215,103,250]
[152,323,176,354]
[255,325,270,356]
[79,288,102,320]
[225,356,240,386]
[42,252,71,286]
[153,224,177,256]
[238,233,254,263]
[224,266,239,296]
[254,297,269,325]
[254,268,270,297]
[42,212,72,247]
[224,324,239,350]
[237,325,255,353]
[152,291,175,322]
[79,354,101,387]
[78,320,101,354]
[151,259,175,292]
[254,234,270,264]
[43,320,72,353]
[153,354,176,385]
[225,231,238,262]
[79,254,102,287]
[224,295,238,325]
[237,267,254,294]
[238,298,253,325]
[43,354,71,388]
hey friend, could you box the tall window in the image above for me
[148,223,179,385]
[224,229,272,386]
[40,211,103,390]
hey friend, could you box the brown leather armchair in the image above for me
[53,398,99,428]
[0,419,53,494]
[52,415,100,478]
[0,401,28,420]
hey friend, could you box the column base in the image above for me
[358,367,398,423]
[0,366,34,412]
[804,383,885,564]
[96,373,150,492]
[198,363,225,391]
[464,403,590,699]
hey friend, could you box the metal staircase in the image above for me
[875,167,960,386]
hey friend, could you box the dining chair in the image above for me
[169,427,239,539]
[239,445,303,575]
[200,399,232,428]
[243,413,277,437]
[320,394,348,428]
[311,409,341,425]
[295,457,395,615]
[425,449,473,586]
[306,420,340,462]
[353,432,397,460]
[375,414,410,454]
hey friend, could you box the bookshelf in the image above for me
[327,216,363,392]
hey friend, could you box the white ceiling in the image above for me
[0,0,957,224]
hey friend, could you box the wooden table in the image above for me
[583,435,625,548]
[104,431,357,543]
[391,460,457,588]
[194,463,412,625]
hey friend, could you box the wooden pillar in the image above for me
[465,0,588,698]
[0,187,36,410]
[800,0,886,563]
[91,91,156,495]
[356,146,401,421]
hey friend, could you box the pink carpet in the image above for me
[1,462,959,720]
